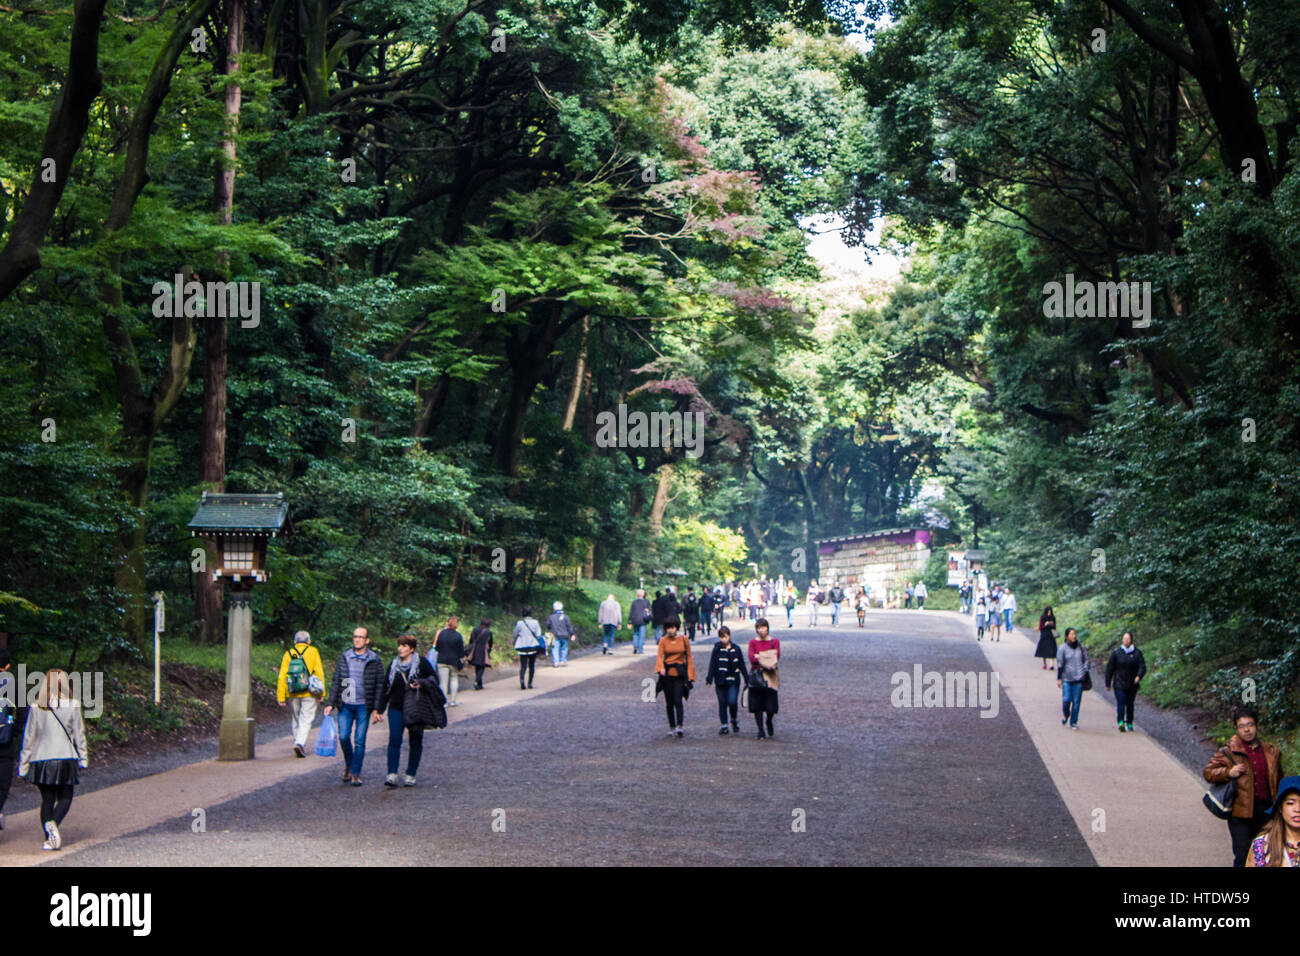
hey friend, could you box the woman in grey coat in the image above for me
[513,607,546,690]
[1056,628,1090,730]
[18,669,88,850]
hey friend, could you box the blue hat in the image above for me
[1267,775,1300,815]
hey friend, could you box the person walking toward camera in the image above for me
[705,626,748,735]
[747,619,781,739]
[1036,607,1057,669]
[1056,628,1088,729]
[628,589,651,655]
[277,630,326,757]
[378,634,439,788]
[1203,706,1284,867]
[513,607,546,690]
[598,593,622,655]
[431,616,466,705]
[1246,776,1300,867]
[467,618,493,690]
[17,669,87,850]
[975,597,989,641]
[324,627,385,786]
[655,618,695,738]
[1104,631,1146,732]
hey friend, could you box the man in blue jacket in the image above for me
[324,627,384,786]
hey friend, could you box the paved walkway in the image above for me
[959,610,1227,866]
[0,645,651,865]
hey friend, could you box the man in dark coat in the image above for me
[629,590,652,655]
[682,589,700,641]
[698,588,715,639]
[651,590,668,644]
[324,627,385,785]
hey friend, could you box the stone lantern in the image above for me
[187,492,287,760]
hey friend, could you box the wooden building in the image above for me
[815,528,933,605]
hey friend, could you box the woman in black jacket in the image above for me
[1035,607,1058,670]
[705,626,749,735]
[467,618,493,690]
[1104,631,1147,733]
[377,634,439,788]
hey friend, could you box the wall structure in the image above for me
[815,529,932,604]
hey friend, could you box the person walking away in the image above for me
[654,619,695,738]
[629,589,651,655]
[959,580,971,614]
[467,618,493,689]
[1036,607,1058,669]
[665,586,682,628]
[513,608,546,690]
[829,583,844,625]
[904,582,913,609]
[705,626,748,735]
[1203,706,1284,867]
[975,597,989,641]
[683,589,701,641]
[378,634,439,788]
[987,592,1002,641]
[915,580,928,609]
[1104,631,1146,732]
[699,588,715,639]
[431,616,467,704]
[277,630,326,757]
[1056,628,1088,730]
[1246,777,1300,867]
[748,619,781,739]
[1002,587,1016,631]
[856,591,867,627]
[807,581,822,627]
[784,586,797,627]
[0,649,24,832]
[17,669,87,850]
[325,627,384,785]
[651,590,668,644]
[598,593,622,654]
[544,602,575,667]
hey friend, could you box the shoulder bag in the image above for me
[1203,748,1239,819]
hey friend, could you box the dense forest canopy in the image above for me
[0,0,1295,722]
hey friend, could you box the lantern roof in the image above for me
[187,493,287,535]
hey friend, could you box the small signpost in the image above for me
[153,592,165,705]
[187,492,288,761]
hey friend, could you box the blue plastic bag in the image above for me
[315,712,338,756]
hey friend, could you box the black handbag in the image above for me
[1203,749,1239,819]
[747,668,767,690]
[1082,669,1093,691]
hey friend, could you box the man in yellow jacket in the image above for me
[277,630,326,757]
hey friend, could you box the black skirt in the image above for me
[747,686,779,716]
[25,758,79,786]
[1035,629,1057,659]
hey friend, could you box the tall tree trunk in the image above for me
[196,0,244,645]
[648,464,673,536]
[561,314,589,431]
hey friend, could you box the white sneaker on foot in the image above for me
[403,775,417,787]
[44,820,60,849]
[384,773,399,788]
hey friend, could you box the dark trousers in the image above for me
[519,652,536,687]
[0,754,13,814]
[686,620,698,640]
[1114,685,1137,724]
[663,676,686,728]
[474,665,486,688]
[38,783,74,826]
[715,682,739,725]
[385,707,425,776]
[1229,799,1271,867]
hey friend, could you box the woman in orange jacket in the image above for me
[655,618,696,738]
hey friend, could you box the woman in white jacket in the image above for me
[18,669,88,850]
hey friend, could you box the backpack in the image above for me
[0,698,13,747]
[285,645,311,695]
[816,590,828,604]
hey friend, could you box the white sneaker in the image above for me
[403,775,417,787]
[42,841,55,851]
[385,773,399,788]
[44,820,60,850]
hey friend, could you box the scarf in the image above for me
[388,654,418,688]
[1120,644,1136,654]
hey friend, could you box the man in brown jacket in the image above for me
[1202,705,1284,867]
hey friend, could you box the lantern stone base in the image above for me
[218,717,256,760]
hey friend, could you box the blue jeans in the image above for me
[1061,680,1084,726]
[1114,685,1136,725]
[386,707,424,776]
[336,703,370,775]
[551,637,569,665]
[653,625,664,644]
[1004,609,1013,631]
[831,602,841,624]
[632,624,646,653]
[602,624,616,649]
[715,682,740,725]
[786,606,794,626]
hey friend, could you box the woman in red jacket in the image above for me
[747,618,781,739]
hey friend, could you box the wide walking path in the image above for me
[966,611,1227,866]
[0,645,648,865]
